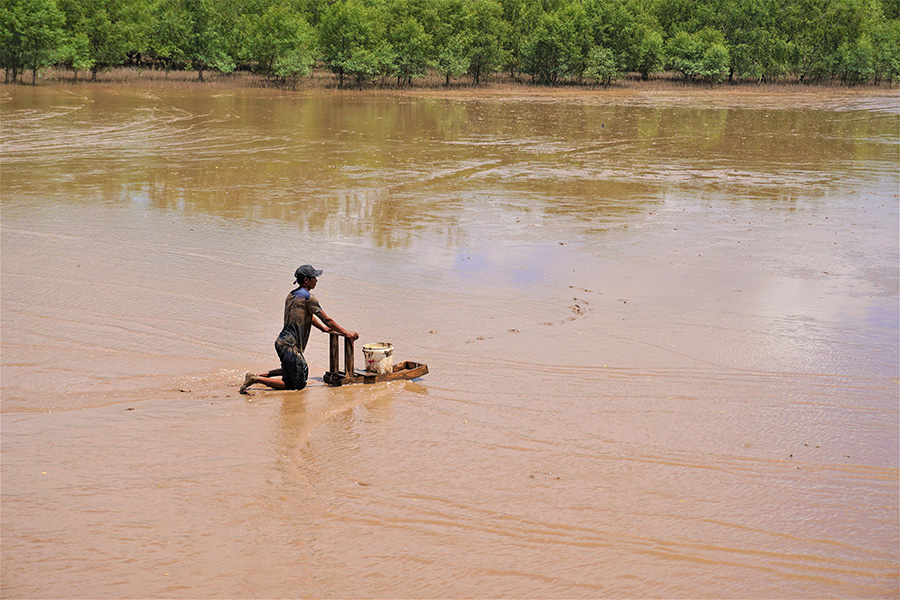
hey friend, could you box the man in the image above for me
[240,265,358,393]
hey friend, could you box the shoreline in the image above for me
[4,66,898,98]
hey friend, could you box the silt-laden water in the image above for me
[1,85,898,598]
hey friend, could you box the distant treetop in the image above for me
[2,0,898,86]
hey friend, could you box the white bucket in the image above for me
[362,342,394,375]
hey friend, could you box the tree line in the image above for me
[2,0,898,87]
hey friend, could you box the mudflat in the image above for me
[1,83,897,598]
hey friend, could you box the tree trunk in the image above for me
[31,68,37,85]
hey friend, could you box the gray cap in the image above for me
[294,264,323,282]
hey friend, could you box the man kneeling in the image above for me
[241,264,358,393]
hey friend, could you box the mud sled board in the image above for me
[323,334,428,386]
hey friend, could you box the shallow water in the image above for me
[1,84,898,598]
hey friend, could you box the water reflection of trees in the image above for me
[141,181,457,250]
[7,88,897,248]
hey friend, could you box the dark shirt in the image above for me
[280,287,322,352]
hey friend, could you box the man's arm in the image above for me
[312,315,331,333]
[316,309,359,341]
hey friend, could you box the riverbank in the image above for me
[7,66,899,96]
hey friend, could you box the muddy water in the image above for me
[1,85,898,598]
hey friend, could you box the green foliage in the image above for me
[0,1,26,80]
[557,0,593,79]
[146,0,237,78]
[667,28,729,82]
[463,0,505,85]
[343,46,377,85]
[884,0,900,18]
[337,41,393,87]
[56,30,92,78]
[585,0,637,61]
[319,0,380,87]
[389,17,431,84]
[425,0,467,49]
[523,11,577,83]
[180,0,235,77]
[57,0,144,78]
[246,2,316,81]
[147,0,190,69]
[1,0,66,83]
[584,45,618,85]
[651,0,700,38]
[435,32,469,85]
[0,0,897,88]
[623,23,664,79]
[497,0,541,76]
[870,18,900,82]
[729,27,791,81]
[211,0,255,69]
[700,41,730,82]
[371,41,398,84]
[838,35,876,84]
[789,0,882,82]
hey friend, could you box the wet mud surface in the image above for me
[1,85,898,598]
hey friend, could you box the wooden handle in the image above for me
[329,333,339,372]
[344,337,355,376]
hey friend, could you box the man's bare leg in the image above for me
[240,372,287,393]
[251,375,287,390]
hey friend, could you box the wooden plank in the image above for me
[321,332,428,386]
[329,333,339,373]
[342,361,429,385]
[344,337,354,378]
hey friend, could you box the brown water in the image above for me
[1,84,898,598]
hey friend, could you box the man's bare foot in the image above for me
[239,372,255,394]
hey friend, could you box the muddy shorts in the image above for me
[275,332,308,390]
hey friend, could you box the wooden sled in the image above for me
[323,334,429,386]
